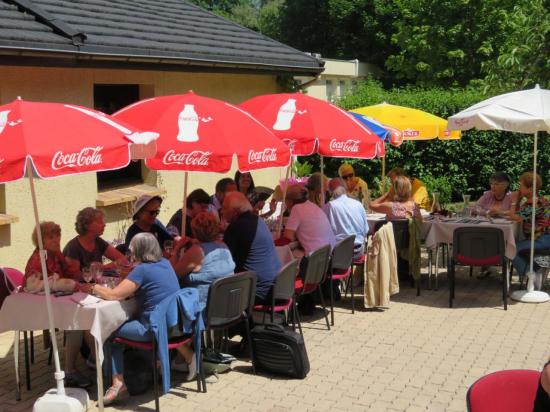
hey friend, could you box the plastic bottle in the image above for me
[177,104,199,142]
[273,99,297,131]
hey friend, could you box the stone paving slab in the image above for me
[1,265,549,412]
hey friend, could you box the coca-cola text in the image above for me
[163,150,211,166]
[52,147,103,170]
[248,148,277,164]
[329,139,360,152]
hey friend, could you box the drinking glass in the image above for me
[164,240,174,256]
[82,267,92,284]
[90,262,102,282]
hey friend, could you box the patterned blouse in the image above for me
[25,249,70,279]
[518,196,550,239]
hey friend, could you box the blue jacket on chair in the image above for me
[149,287,204,393]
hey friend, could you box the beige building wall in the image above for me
[0,66,286,270]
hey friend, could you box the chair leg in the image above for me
[350,274,355,314]
[502,262,508,311]
[23,331,31,390]
[469,266,473,277]
[449,263,454,308]
[293,299,303,335]
[152,339,160,412]
[317,288,330,331]
[30,331,34,364]
[243,315,256,374]
[14,331,21,401]
[329,277,335,326]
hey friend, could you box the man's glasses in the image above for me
[342,174,354,180]
[147,209,160,217]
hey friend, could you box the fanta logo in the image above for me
[163,150,211,166]
[248,148,277,164]
[329,139,360,152]
[52,147,103,170]
[403,129,420,138]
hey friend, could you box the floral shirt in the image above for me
[25,249,71,279]
[518,196,550,239]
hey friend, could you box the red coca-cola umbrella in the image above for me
[239,92,385,158]
[0,98,156,409]
[113,91,291,173]
[113,91,291,234]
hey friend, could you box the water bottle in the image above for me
[273,99,297,131]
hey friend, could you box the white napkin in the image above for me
[70,292,102,306]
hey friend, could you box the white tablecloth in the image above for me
[424,220,519,259]
[366,213,433,240]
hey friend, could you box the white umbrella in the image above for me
[448,84,550,302]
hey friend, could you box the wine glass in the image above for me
[82,267,92,284]
[164,240,174,256]
[90,262,102,283]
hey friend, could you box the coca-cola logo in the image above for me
[248,148,277,164]
[403,129,420,138]
[163,150,211,166]
[51,146,103,170]
[329,139,360,153]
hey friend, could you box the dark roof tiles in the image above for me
[0,0,322,73]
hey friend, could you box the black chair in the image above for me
[449,227,507,310]
[253,259,301,333]
[204,271,257,377]
[294,244,332,330]
[327,236,355,326]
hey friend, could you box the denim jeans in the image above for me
[512,234,550,277]
[107,320,151,375]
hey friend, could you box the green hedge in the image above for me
[306,80,549,203]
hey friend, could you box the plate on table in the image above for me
[367,213,386,220]
[491,218,513,224]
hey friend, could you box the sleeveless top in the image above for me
[388,201,421,220]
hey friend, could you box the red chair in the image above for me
[449,227,507,309]
[467,369,540,412]
[253,259,301,332]
[327,236,355,326]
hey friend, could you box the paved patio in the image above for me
[1,265,549,412]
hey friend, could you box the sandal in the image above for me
[103,384,129,406]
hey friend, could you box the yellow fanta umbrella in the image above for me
[352,102,461,140]
[351,103,461,192]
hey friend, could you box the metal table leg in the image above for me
[14,330,21,401]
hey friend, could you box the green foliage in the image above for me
[292,159,313,177]
[421,175,452,206]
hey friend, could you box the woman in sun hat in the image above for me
[338,163,369,209]
[125,194,173,251]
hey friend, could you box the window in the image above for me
[339,80,347,97]
[94,84,142,190]
[326,80,335,102]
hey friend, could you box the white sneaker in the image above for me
[186,354,197,381]
[171,358,189,373]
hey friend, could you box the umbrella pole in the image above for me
[181,172,189,237]
[529,132,538,275]
[27,159,65,396]
[320,155,325,205]
[381,156,386,193]
[276,163,291,238]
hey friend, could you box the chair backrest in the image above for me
[453,227,505,266]
[302,244,331,288]
[0,267,24,309]
[331,235,355,271]
[205,271,257,329]
[272,259,299,302]
[466,369,540,412]
[389,219,410,250]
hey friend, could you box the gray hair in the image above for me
[75,207,104,235]
[129,232,162,263]
[224,191,253,214]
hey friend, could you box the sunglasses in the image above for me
[342,174,354,180]
[146,209,160,217]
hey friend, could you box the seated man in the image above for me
[210,178,237,215]
[167,189,212,238]
[388,167,431,211]
[283,184,336,256]
[222,191,280,304]
[324,178,369,258]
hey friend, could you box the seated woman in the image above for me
[370,175,423,221]
[387,167,430,211]
[170,211,235,309]
[509,172,550,278]
[473,171,513,216]
[25,222,93,388]
[126,195,173,250]
[339,163,369,209]
[306,172,329,208]
[85,233,196,405]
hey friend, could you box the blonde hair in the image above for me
[393,175,412,202]
[191,212,220,242]
[519,172,542,191]
[32,221,61,247]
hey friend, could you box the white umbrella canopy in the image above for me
[448,84,549,283]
